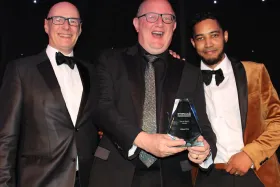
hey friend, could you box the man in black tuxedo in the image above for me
[0,2,98,187]
[89,0,216,187]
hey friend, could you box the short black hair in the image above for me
[189,11,226,38]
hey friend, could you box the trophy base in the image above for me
[167,134,204,147]
[186,140,204,147]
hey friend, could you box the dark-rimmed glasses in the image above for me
[137,12,176,24]
[46,16,82,26]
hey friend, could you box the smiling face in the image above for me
[133,0,176,55]
[191,19,228,69]
[44,2,82,55]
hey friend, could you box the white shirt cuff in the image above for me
[128,144,138,157]
[199,154,213,169]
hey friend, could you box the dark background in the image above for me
[1,0,279,89]
[1,0,279,157]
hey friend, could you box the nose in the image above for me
[155,15,164,26]
[62,20,70,29]
[204,38,213,47]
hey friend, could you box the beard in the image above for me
[201,50,224,66]
[200,41,226,66]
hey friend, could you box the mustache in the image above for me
[203,48,217,52]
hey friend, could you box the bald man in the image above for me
[0,2,98,187]
[89,0,216,187]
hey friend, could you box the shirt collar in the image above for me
[46,45,73,57]
[46,45,74,68]
[200,54,232,74]
[137,43,168,62]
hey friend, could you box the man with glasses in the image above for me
[0,2,98,187]
[89,0,216,187]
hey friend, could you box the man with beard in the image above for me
[189,11,280,187]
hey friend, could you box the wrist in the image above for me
[133,131,149,149]
[204,149,212,161]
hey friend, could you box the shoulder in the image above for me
[96,46,134,69]
[241,61,266,74]
[5,51,48,71]
[181,60,201,76]
[241,60,262,66]
[98,47,128,60]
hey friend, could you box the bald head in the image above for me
[133,0,176,54]
[44,1,82,54]
[137,0,175,17]
[47,2,80,18]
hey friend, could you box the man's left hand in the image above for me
[225,151,253,176]
[187,136,211,164]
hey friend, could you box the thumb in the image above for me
[196,135,204,142]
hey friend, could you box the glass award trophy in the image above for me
[167,98,204,147]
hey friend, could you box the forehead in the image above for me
[140,1,174,15]
[48,4,80,18]
[194,19,221,34]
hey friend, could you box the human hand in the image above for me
[187,136,211,164]
[134,132,187,158]
[225,151,253,176]
[169,50,185,61]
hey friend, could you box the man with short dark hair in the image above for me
[189,11,280,187]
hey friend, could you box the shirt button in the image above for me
[75,128,79,132]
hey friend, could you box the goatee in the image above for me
[201,40,226,66]
[201,50,225,66]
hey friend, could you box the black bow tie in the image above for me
[56,52,76,69]
[201,68,224,86]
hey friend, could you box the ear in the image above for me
[224,30,228,43]
[173,22,177,31]
[44,19,49,34]
[78,23,82,36]
[190,38,195,48]
[133,17,139,32]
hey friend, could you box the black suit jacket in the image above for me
[89,45,216,187]
[0,51,99,187]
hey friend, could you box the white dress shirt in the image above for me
[201,54,244,164]
[46,45,83,170]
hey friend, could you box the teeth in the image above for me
[152,31,163,36]
[59,34,71,37]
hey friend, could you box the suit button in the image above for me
[75,128,79,132]
[72,158,76,162]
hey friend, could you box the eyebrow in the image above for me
[194,30,221,38]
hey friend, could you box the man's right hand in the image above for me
[134,132,187,157]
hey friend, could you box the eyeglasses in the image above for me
[46,16,82,26]
[137,12,176,24]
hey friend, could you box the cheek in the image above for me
[195,44,204,52]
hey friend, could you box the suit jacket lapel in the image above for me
[123,45,145,129]
[37,52,72,126]
[159,57,185,133]
[230,57,248,132]
[76,61,90,127]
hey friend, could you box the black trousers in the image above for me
[132,169,161,187]
[195,168,264,187]
[74,171,80,187]
[131,159,161,187]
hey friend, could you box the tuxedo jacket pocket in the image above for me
[94,146,110,160]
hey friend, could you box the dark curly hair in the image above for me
[189,11,226,38]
